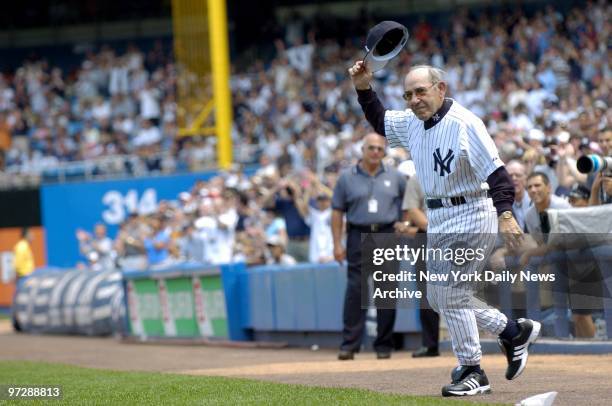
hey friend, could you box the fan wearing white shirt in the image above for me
[296,191,334,263]
[132,119,162,148]
[265,235,297,266]
[293,173,334,263]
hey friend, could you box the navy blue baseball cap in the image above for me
[568,183,590,200]
[364,21,409,72]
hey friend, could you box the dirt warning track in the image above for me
[2,322,610,405]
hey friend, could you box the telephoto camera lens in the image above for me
[577,154,612,174]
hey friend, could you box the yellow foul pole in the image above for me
[207,0,233,169]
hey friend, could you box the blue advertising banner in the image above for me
[41,171,220,267]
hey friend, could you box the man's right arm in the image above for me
[331,172,347,262]
[349,60,386,136]
[331,209,345,262]
[589,173,602,206]
[357,88,386,136]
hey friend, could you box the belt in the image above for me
[348,222,395,233]
[426,196,467,209]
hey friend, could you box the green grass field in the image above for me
[0,361,504,405]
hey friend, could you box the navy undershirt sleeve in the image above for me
[487,166,515,216]
[356,88,386,136]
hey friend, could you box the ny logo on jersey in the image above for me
[433,147,454,176]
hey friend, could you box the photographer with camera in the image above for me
[262,172,311,262]
[553,130,588,193]
[521,174,602,338]
[586,129,612,205]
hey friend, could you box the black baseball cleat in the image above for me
[442,370,491,397]
[498,318,541,380]
[450,365,471,384]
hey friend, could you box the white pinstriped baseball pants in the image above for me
[426,197,508,366]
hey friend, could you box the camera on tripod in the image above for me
[576,154,612,175]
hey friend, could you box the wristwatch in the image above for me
[499,211,513,220]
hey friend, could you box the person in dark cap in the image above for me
[566,182,599,337]
[568,183,591,207]
[588,129,612,206]
[524,178,600,338]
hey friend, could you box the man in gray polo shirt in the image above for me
[332,132,406,360]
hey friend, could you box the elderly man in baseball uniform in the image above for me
[348,60,541,396]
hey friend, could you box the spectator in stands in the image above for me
[133,119,162,149]
[235,219,267,266]
[0,2,609,194]
[114,212,148,270]
[565,182,600,338]
[76,223,115,270]
[176,223,199,263]
[138,81,161,126]
[210,192,239,264]
[192,199,217,263]
[506,160,532,231]
[568,183,591,208]
[523,172,571,253]
[523,178,602,338]
[294,172,334,263]
[144,216,172,267]
[554,130,587,190]
[588,129,612,205]
[262,175,310,262]
[264,208,288,247]
[265,235,297,266]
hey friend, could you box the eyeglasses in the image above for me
[367,146,385,152]
[402,82,438,101]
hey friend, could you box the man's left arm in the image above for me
[487,167,514,217]
[487,165,524,253]
[466,121,523,247]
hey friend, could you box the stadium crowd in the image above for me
[0,1,610,270]
[75,164,337,271]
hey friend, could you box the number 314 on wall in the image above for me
[102,189,157,225]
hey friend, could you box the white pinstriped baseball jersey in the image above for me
[383,98,508,365]
[384,98,502,200]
